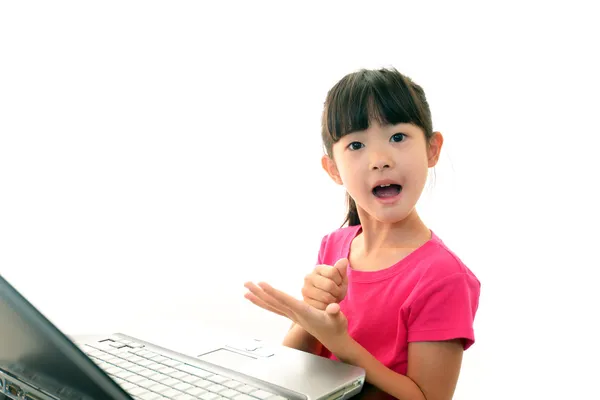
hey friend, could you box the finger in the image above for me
[257,282,312,315]
[305,298,328,311]
[302,285,337,304]
[244,282,293,315]
[315,265,343,285]
[311,274,342,298]
[334,258,349,283]
[325,303,346,325]
[244,292,288,318]
[325,302,341,315]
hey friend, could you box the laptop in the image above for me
[0,275,365,400]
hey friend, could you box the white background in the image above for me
[1,1,599,399]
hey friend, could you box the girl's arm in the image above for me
[334,337,464,400]
[282,323,323,354]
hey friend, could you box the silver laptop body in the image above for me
[0,275,365,400]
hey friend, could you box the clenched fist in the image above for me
[301,258,348,310]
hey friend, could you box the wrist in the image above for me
[329,333,357,361]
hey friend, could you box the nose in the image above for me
[372,161,390,170]
[369,150,395,171]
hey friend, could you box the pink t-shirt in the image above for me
[317,225,480,375]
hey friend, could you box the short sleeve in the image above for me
[407,272,480,349]
[316,234,329,265]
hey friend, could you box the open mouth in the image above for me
[372,184,402,198]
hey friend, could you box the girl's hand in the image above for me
[302,258,349,310]
[244,281,350,352]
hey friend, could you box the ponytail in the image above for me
[343,192,361,227]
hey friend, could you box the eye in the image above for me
[390,133,406,143]
[347,141,364,151]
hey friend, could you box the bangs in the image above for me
[323,69,430,143]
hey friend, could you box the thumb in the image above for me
[325,303,346,324]
[334,258,349,283]
[325,302,341,315]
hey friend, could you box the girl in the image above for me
[244,67,480,400]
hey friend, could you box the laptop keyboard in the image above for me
[82,339,288,400]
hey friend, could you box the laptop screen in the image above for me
[0,275,131,400]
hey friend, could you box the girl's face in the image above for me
[322,121,443,224]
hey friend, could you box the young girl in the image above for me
[244,67,480,400]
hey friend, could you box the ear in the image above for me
[427,131,444,168]
[321,155,343,185]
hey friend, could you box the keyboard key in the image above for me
[129,386,148,396]
[158,366,177,375]
[147,362,165,371]
[195,379,213,389]
[103,355,120,363]
[207,384,227,393]
[104,365,121,374]
[138,359,155,367]
[186,387,207,396]
[163,359,182,367]
[129,355,147,363]
[148,383,171,394]
[175,395,196,400]
[115,370,135,379]
[169,371,188,380]
[220,389,241,398]
[177,373,196,382]
[162,388,183,398]
[200,393,220,400]
[115,360,136,369]
[250,390,276,399]
[150,354,169,363]
[139,392,161,400]
[120,381,135,388]
[173,382,192,391]
[87,349,106,357]
[162,377,181,387]
[151,374,171,383]
[139,368,157,378]
[235,385,256,394]
[207,375,229,384]
[232,395,256,400]
[128,375,146,384]
[110,342,128,349]
[138,379,157,389]
[223,381,243,389]
[178,364,213,378]
[182,375,202,384]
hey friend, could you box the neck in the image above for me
[355,208,431,255]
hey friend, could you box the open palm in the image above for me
[244,281,349,347]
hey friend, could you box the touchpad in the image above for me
[198,348,256,370]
